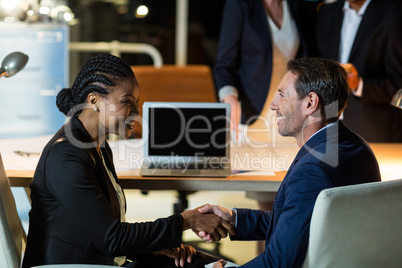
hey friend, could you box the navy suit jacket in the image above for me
[213,0,319,124]
[23,116,183,267]
[317,0,402,142]
[231,121,381,267]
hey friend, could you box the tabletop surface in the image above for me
[3,136,402,191]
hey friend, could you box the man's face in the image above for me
[270,71,306,138]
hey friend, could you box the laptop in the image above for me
[140,102,232,177]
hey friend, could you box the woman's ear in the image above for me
[87,93,98,105]
[86,93,100,112]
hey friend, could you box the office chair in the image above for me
[0,154,115,268]
[302,179,402,268]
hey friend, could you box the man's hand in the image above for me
[341,63,359,91]
[194,204,236,242]
[154,244,196,267]
[198,204,236,224]
[223,94,241,141]
[181,207,235,242]
[213,259,227,268]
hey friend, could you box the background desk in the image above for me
[7,169,286,192]
[4,137,299,192]
[6,143,402,192]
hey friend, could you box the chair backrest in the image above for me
[302,179,402,268]
[131,65,217,138]
[0,154,23,267]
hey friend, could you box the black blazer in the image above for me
[317,0,402,142]
[23,116,183,267]
[213,0,319,124]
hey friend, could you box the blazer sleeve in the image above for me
[232,209,271,241]
[213,0,244,93]
[45,142,182,257]
[360,14,402,104]
[237,163,332,268]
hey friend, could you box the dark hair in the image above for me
[287,58,349,123]
[56,54,135,116]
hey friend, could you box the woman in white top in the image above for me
[213,0,320,256]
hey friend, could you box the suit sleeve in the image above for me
[213,0,244,93]
[237,163,332,268]
[231,209,271,241]
[360,14,402,104]
[45,142,182,257]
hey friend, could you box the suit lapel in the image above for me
[100,144,127,213]
[70,117,123,217]
[253,0,272,53]
[348,0,381,62]
[327,1,344,60]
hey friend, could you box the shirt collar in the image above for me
[307,121,337,142]
[343,0,371,16]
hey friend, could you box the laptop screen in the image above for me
[143,102,230,158]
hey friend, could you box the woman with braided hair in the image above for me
[22,54,232,268]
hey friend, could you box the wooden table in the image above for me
[7,168,286,192]
[6,143,402,192]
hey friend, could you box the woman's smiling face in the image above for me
[99,76,140,139]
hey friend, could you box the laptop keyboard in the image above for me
[149,162,225,170]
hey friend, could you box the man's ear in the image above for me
[303,92,320,116]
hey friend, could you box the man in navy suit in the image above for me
[198,58,381,268]
[317,0,402,142]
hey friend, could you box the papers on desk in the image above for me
[0,135,298,175]
[232,170,275,176]
[0,135,51,170]
[0,136,144,172]
[205,261,239,268]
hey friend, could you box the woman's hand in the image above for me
[223,94,241,141]
[154,244,196,267]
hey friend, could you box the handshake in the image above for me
[180,204,236,242]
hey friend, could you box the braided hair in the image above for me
[56,54,135,116]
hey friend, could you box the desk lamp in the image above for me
[0,52,29,78]
[391,89,402,109]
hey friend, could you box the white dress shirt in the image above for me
[339,0,371,96]
[218,0,298,102]
[339,0,371,64]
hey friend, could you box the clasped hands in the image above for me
[181,204,236,243]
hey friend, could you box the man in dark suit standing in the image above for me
[317,0,402,142]
[196,58,381,268]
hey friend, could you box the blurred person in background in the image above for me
[316,0,402,142]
